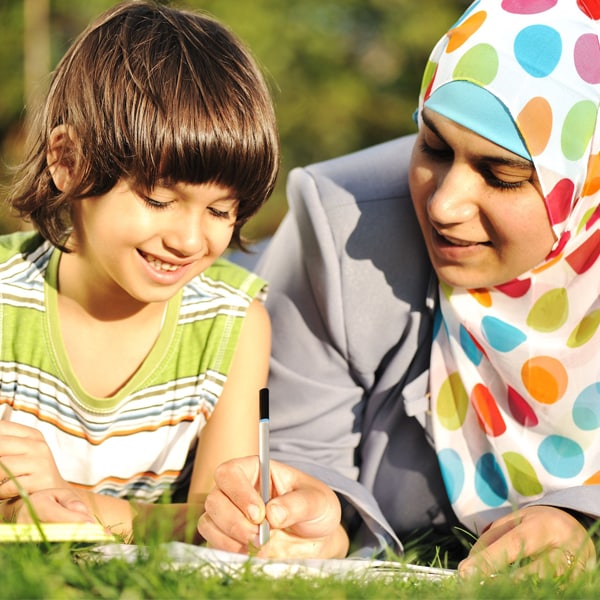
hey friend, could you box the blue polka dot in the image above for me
[573,383,600,430]
[437,448,464,504]
[433,305,443,340]
[451,0,481,28]
[514,25,562,78]
[481,316,527,352]
[460,325,483,365]
[475,453,508,507]
[538,435,584,478]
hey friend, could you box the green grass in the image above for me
[1,537,600,599]
[1,468,598,599]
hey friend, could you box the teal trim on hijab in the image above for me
[424,80,531,160]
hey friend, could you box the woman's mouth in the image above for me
[434,230,490,247]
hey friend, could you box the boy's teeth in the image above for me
[145,254,179,271]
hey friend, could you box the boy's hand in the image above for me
[198,457,349,558]
[0,420,68,498]
[8,488,94,524]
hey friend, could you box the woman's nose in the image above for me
[427,164,479,226]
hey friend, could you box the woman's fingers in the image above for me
[460,506,596,580]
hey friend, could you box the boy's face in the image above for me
[69,179,238,304]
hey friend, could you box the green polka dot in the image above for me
[567,309,600,348]
[440,281,453,300]
[502,452,543,496]
[577,207,597,234]
[562,101,597,161]
[436,372,469,430]
[420,59,437,96]
[526,288,568,332]
[452,43,499,85]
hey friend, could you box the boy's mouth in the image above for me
[138,250,181,272]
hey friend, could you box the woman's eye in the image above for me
[483,168,532,191]
[419,140,453,160]
[484,175,525,190]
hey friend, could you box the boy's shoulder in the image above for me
[188,257,267,303]
[0,231,47,262]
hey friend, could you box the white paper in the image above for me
[83,542,456,581]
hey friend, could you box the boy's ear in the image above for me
[47,125,77,192]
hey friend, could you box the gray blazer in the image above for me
[255,134,600,555]
[257,135,455,553]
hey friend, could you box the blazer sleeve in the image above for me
[256,135,451,554]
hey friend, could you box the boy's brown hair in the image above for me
[10,0,279,250]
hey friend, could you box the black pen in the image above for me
[258,387,270,545]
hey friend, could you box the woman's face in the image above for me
[409,108,557,289]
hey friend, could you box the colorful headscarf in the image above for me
[420,0,600,532]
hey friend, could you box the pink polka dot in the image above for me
[545,178,575,225]
[508,386,539,427]
[575,34,600,83]
[501,0,558,14]
[566,229,600,274]
[547,231,570,260]
[494,278,531,298]
[578,0,600,20]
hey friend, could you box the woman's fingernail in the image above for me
[248,504,260,522]
[269,504,287,526]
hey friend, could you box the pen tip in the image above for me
[259,387,269,419]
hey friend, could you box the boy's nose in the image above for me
[164,217,206,257]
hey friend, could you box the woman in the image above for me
[199,0,600,578]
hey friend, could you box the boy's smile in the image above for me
[61,179,237,312]
[138,250,185,273]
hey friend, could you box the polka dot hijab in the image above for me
[419,0,600,533]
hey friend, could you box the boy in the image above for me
[0,0,279,542]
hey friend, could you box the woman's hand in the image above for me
[459,506,596,580]
[198,456,349,559]
[0,421,68,499]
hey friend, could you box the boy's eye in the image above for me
[209,207,232,219]
[143,196,173,209]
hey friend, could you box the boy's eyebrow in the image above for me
[421,108,534,171]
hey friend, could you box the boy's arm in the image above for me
[1,299,270,542]
[187,298,270,503]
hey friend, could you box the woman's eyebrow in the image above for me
[479,155,534,171]
[421,108,534,171]
[421,109,446,142]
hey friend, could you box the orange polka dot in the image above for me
[471,383,506,436]
[585,471,600,485]
[446,11,487,53]
[582,152,600,197]
[531,254,562,274]
[468,288,492,307]
[517,97,552,157]
[521,356,568,404]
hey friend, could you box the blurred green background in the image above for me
[0,0,470,241]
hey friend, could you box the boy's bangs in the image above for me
[152,99,272,203]
[123,61,276,215]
